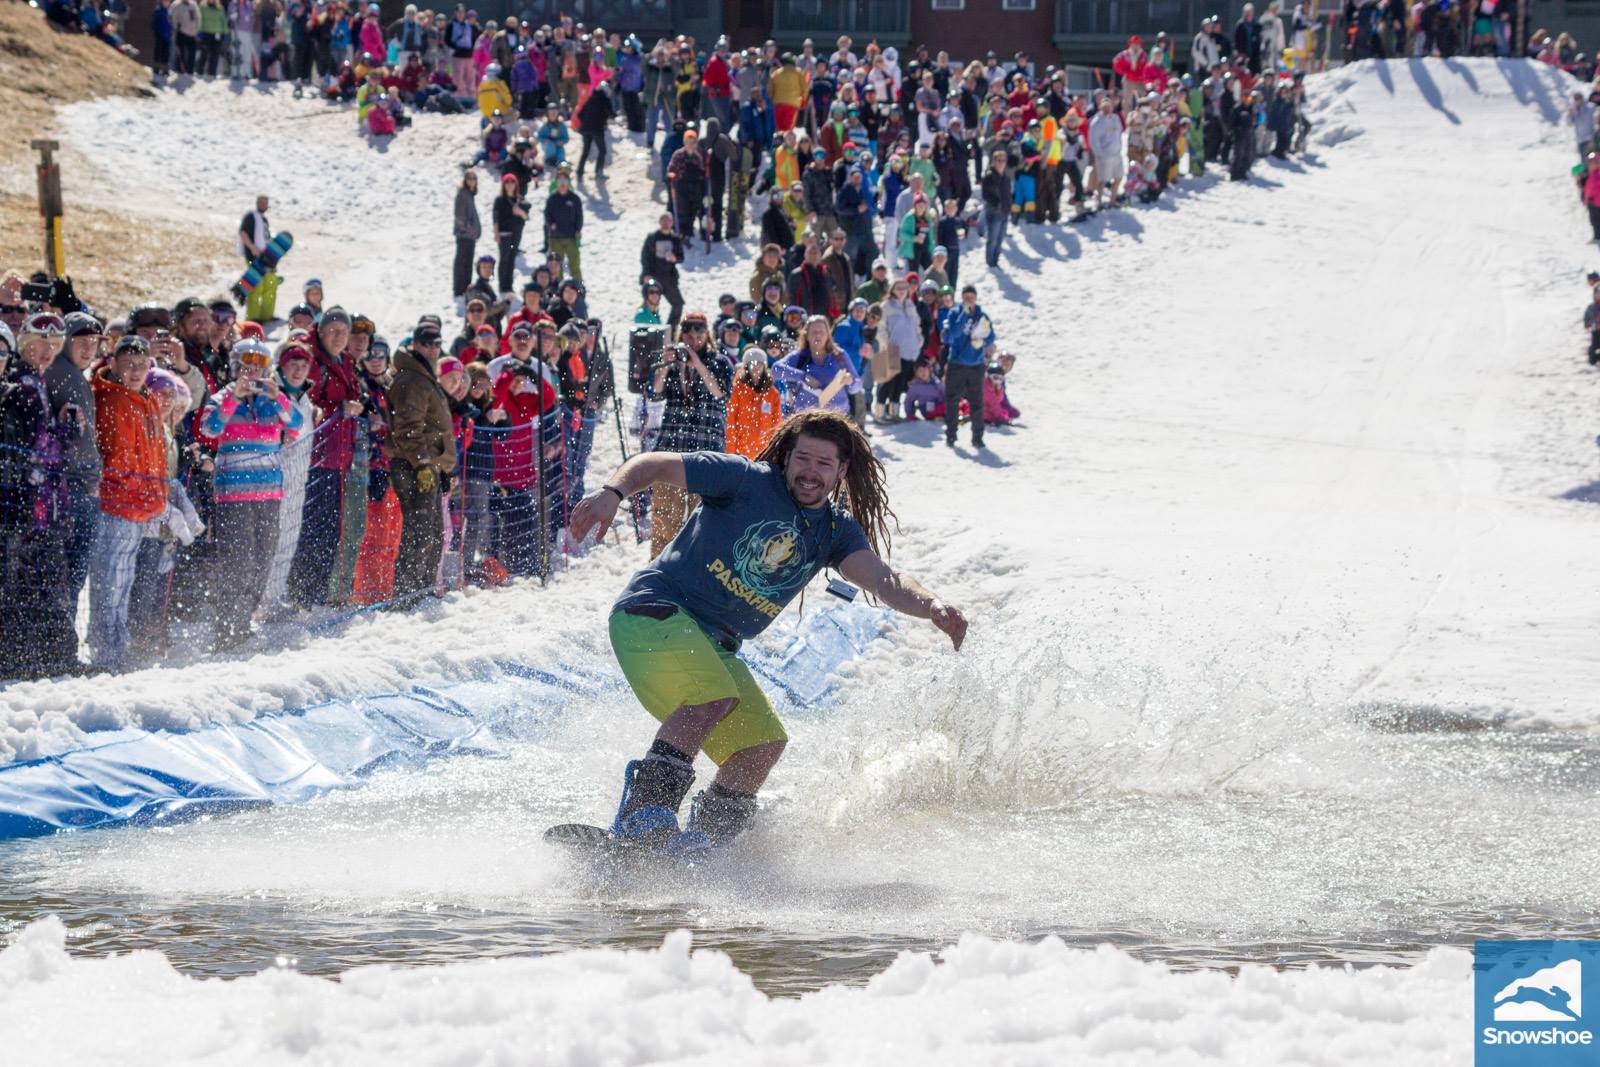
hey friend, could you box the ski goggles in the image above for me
[233,343,273,374]
[23,312,67,337]
[211,308,237,325]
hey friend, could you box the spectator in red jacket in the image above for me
[489,343,560,576]
[1113,35,1153,110]
[702,36,735,131]
[286,306,369,607]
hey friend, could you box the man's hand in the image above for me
[569,485,620,543]
[930,599,968,651]
[342,399,364,417]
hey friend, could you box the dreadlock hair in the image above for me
[755,409,898,562]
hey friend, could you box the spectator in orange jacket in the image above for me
[89,337,168,669]
[724,346,781,459]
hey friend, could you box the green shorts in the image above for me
[609,606,786,765]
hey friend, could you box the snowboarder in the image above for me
[565,409,968,853]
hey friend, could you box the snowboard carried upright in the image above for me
[244,269,282,325]
[230,231,294,307]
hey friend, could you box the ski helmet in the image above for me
[230,337,273,375]
[0,321,14,356]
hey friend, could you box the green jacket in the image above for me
[897,211,935,262]
[199,1,228,35]
[854,278,888,305]
[906,157,937,189]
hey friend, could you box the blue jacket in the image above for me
[739,101,774,150]
[772,350,852,412]
[943,304,994,367]
[511,57,538,94]
[834,179,873,236]
[151,5,172,39]
[832,318,866,375]
[617,51,644,93]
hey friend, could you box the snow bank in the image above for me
[0,915,1468,1066]
[0,604,886,836]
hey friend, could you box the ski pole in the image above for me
[609,333,644,544]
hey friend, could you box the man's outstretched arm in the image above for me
[568,451,688,543]
[838,549,967,651]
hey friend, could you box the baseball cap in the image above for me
[413,323,443,344]
[437,356,466,377]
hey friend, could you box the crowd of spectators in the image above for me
[28,0,1586,680]
[0,269,613,678]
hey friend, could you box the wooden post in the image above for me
[29,139,65,280]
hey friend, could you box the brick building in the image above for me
[114,0,1591,77]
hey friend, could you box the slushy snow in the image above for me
[0,915,1468,1066]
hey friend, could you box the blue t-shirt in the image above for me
[614,452,871,649]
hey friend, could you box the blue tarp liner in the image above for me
[0,604,888,839]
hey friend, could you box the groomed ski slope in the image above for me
[1,58,1597,1064]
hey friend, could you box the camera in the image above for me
[674,343,691,363]
[19,282,51,304]
[825,576,859,602]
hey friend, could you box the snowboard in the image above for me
[243,268,281,324]
[230,231,294,305]
[545,822,717,863]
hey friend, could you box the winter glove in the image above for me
[415,466,436,493]
[438,471,454,495]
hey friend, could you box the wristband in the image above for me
[601,484,626,504]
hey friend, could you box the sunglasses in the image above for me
[0,305,25,316]
[681,324,708,333]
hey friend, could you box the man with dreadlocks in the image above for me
[563,409,967,855]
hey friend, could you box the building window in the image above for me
[930,0,965,10]
[1001,0,1036,8]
